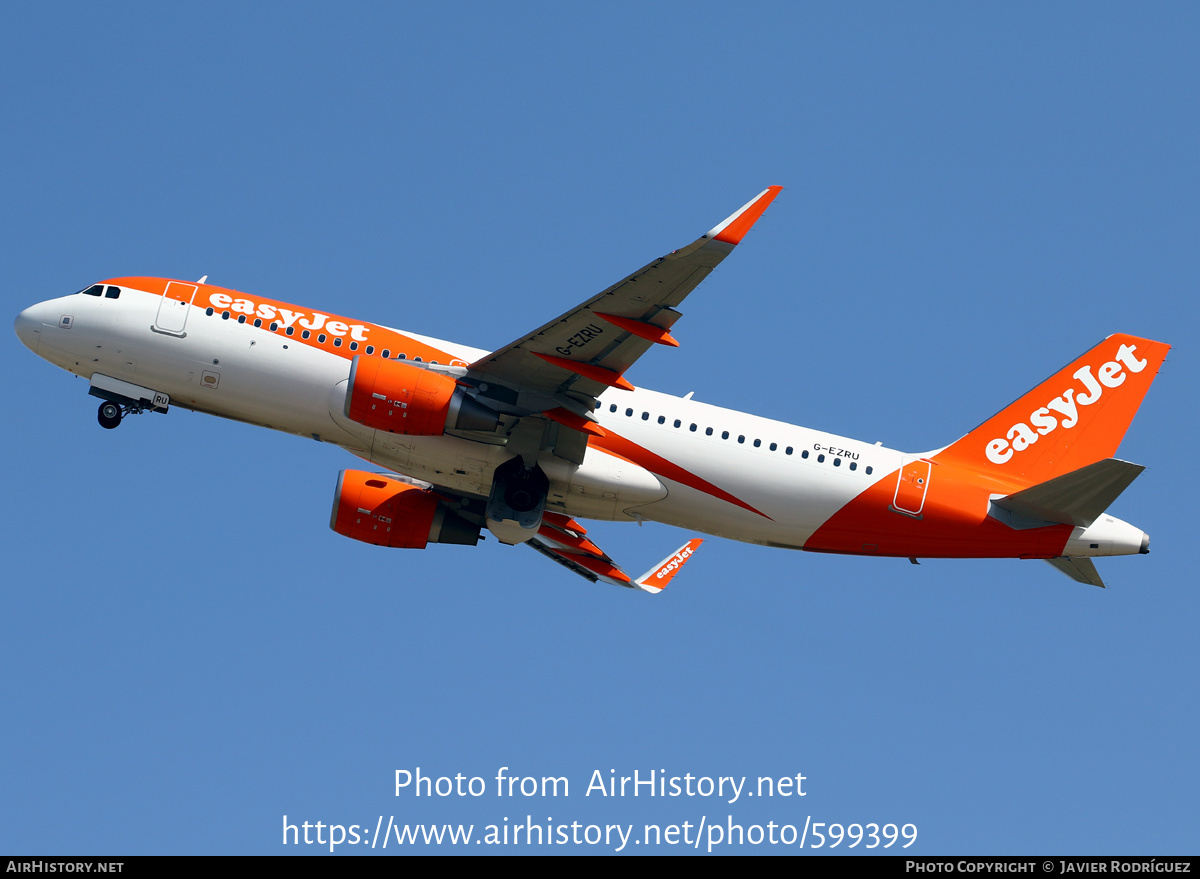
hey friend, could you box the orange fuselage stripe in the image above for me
[108,276,463,366]
[590,430,771,520]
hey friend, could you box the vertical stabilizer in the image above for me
[936,335,1169,487]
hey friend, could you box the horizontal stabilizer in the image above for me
[1045,556,1106,588]
[993,458,1144,528]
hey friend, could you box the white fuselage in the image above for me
[14,282,1147,560]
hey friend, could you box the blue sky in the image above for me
[3,2,1197,854]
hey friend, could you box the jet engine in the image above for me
[330,470,481,548]
[344,356,498,436]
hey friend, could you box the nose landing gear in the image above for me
[89,376,170,430]
[97,401,123,429]
[97,399,155,429]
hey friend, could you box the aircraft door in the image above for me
[891,457,931,517]
[153,282,198,336]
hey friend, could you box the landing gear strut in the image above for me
[485,456,549,544]
[97,401,123,429]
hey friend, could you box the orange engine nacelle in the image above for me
[344,356,497,436]
[330,470,481,548]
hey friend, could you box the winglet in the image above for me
[706,186,783,245]
[634,538,703,593]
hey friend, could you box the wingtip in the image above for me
[706,186,783,245]
[634,538,704,592]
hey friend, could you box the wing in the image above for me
[529,512,703,592]
[467,187,782,417]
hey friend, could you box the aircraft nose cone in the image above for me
[14,307,41,354]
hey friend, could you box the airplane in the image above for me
[14,187,1170,591]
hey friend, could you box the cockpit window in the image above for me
[76,284,120,298]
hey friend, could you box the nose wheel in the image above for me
[97,401,123,429]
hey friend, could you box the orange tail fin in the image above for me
[935,334,1170,487]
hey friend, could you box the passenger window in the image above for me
[818,454,825,463]
[206,307,214,316]
[222,311,231,320]
[366,345,374,354]
[673,419,681,428]
[302,330,311,339]
[689,424,697,432]
[610,404,617,412]
[722,431,729,440]
[753,439,761,447]
[334,338,342,347]
[705,427,713,436]
[238,315,247,324]
[382,349,390,358]
[737,435,745,444]
[642,412,649,420]
[318,333,327,343]
[801,450,809,459]
[833,457,841,467]
[785,446,793,455]
[866,466,873,475]
[626,408,634,417]
[850,462,857,471]
[398,353,407,360]
[253,318,262,328]
[349,341,358,351]
[270,322,279,331]
[286,326,295,335]
[658,415,665,424]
